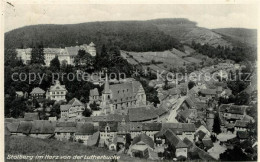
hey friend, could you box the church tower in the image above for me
[101,73,111,113]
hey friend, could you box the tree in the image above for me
[31,43,45,65]
[219,146,250,161]
[235,92,250,105]
[89,102,99,111]
[50,103,61,118]
[101,44,107,57]
[188,81,196,90]
[50,56,60,72]
[74,49,94,68]
[82,108,92,117]
[5,48,23,67]
[213,113,221,134]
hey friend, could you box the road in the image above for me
[167,96,186,123]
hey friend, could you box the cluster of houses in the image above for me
[5,112,217,160]
[16,80,68,102]
[7,54,257,160]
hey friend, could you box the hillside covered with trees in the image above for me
[5,20,184,52]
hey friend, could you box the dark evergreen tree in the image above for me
[31,43,45,65]
[213,113,221,134]
[188,81,196,90]
[50,56,60,72]
[82,108,92,117]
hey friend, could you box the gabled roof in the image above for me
[90,88,99,96]
[75,122,94,135]
[17,121,32,134]
[89,42,95,46]
[44,48,62,54]
[55,127,77,133]
[162,123,196,132]
[178,109,196,120]
[183,138,216,161]
[30,87,45,94]
[16,91,24,96]
[65,46,80,56]
[99,121,118,132]
[234,120,249,128]
[142,123,162,131]
[237,131,249,139]
[79,117,93,122]
[219,104,232,112]
[202,139,213,149]
[132,134,154,149]
[5,125,11,135]
[195,130,206,140]
[68,98,84,106]
[227,105,247,115]
[60,105,71,111]
[5,118,20,123]
[6,122,20,133]
[49,80,67,92]
[128,107,165,122]
[55,121,76,133]
[56,122,76,127]
[164,129,188,149]
[200,89,217,95]
[168,88,181,96]
[24,113,39,121]
[60,98,84,111]
[30,120,55,134]
[87,131,100,146]
[183,137,194,149]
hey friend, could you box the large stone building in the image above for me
[100,74,146,115]
[16,42,96,66]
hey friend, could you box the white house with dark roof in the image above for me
[74,122,95,144]
[30,87,45,99]
[128,134,154,159]
[60,98,85,119]
[164,129,188,158]
[54,122,77,141]
[46,80,67,101]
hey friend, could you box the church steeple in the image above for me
[104,73,110,94]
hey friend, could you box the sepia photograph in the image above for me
[2,0,258,161]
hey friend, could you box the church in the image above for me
[100,74,147,115]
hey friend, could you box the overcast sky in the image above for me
[4,2,258,32]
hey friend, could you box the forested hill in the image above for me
[212,28,257,48]
[5,18,257,53]
[4,20,184,52]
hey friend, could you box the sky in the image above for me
[4,1,259,32]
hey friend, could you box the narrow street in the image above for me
[167,96,186,123]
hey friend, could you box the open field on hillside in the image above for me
[5,136,137,162]
[121,47,213,73]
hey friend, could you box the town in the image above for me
[5,39,257,161]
